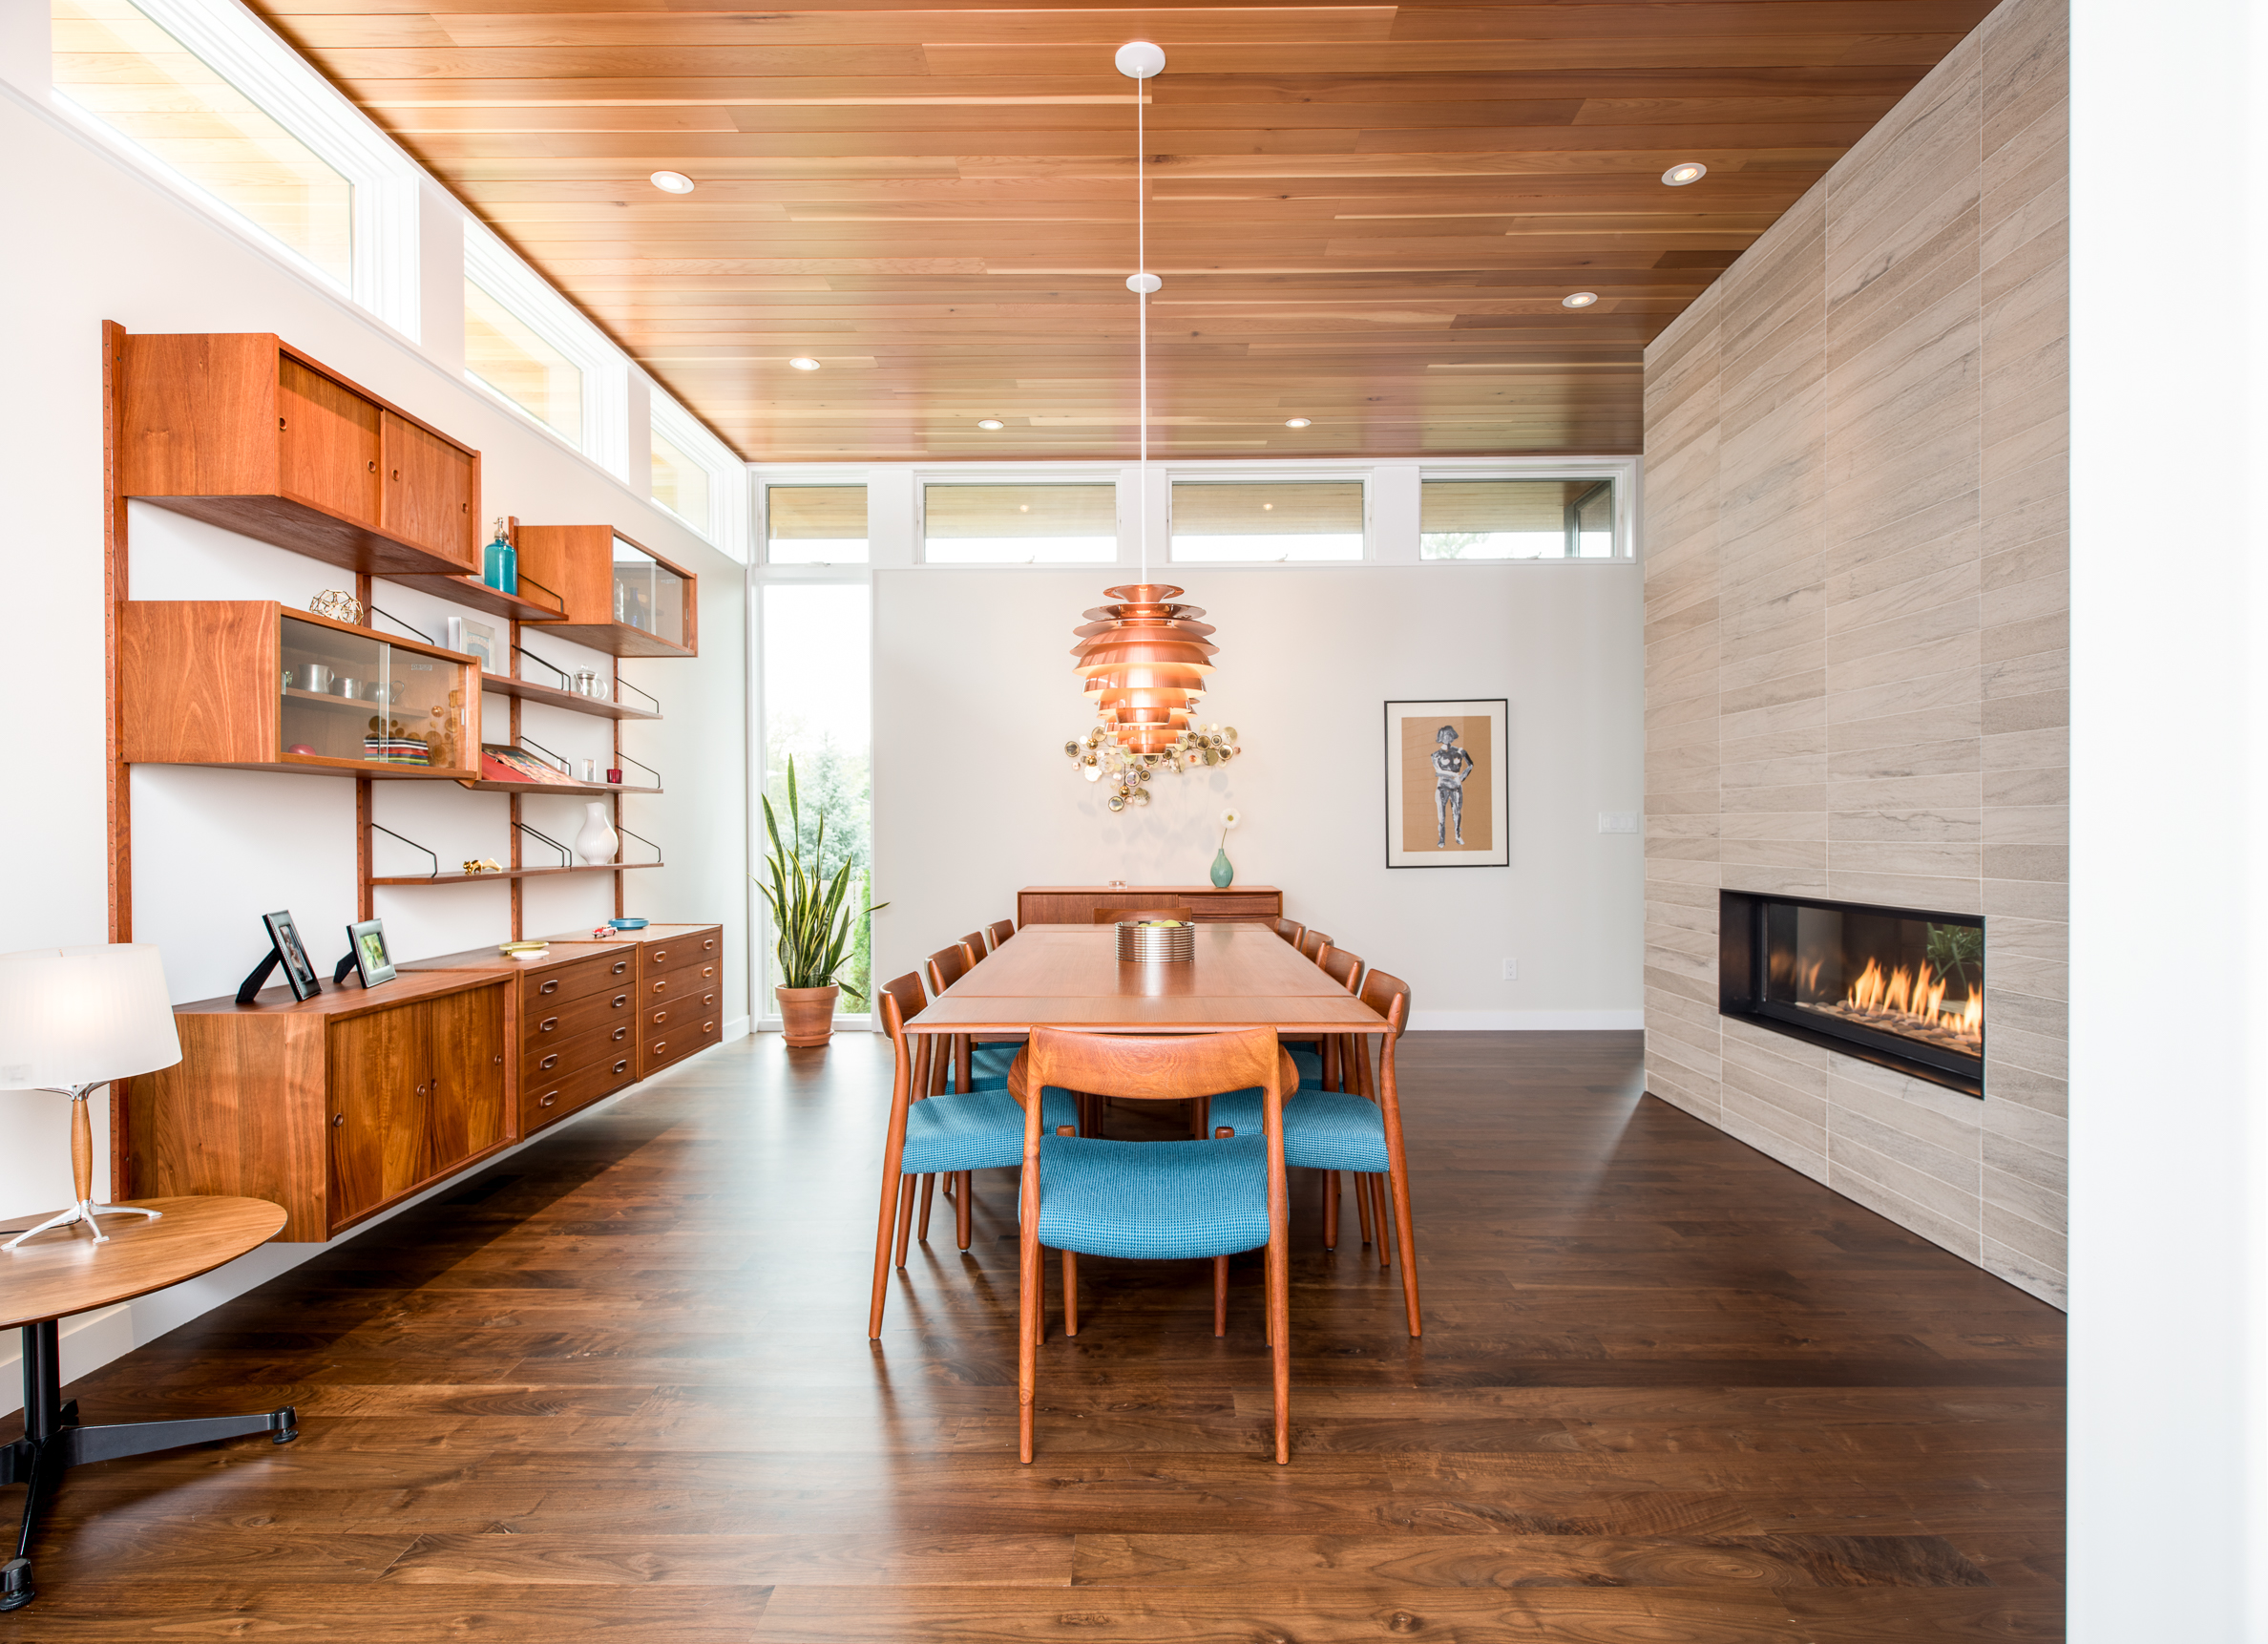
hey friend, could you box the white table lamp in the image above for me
[0,944,182,1251]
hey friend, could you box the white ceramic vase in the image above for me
[575,801,620,865]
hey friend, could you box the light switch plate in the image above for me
[1598,811,1640,834]
[1502,958,1520,980]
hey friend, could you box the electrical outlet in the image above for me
[1598,811,1640,834]
[1502,958,1520,980]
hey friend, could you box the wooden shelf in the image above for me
[456,778,663,797]
[370,861,664,887]
[480,673,662,722]
[394,573,568,625]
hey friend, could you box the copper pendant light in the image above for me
[1059,44,1245,812]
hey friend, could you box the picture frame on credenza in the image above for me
[262,910,322,1001]
[343,918,397,989]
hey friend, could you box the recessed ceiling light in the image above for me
[977,418,1004,430]
[650,170,695,194]
[1662,161,1707,186]
[1562,291,1600,308]
[788,356,821,371]
[1284,417,1312,428]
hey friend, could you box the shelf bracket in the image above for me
[510,643,571,687]
[617,825,663,866]
[516,733,575,776]
[514,572,566,618]
[516,822,572,869]
[367,822,438,880]
[615,677,660,714]
[368,605,436,645]
[614,750,660,788]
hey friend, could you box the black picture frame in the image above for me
[1382,697,1511,869]
[243,910,323,1003]
[343,918,397,988]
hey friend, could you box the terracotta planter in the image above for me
[776,984,840,1047]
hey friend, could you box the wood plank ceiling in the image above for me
[248,1,1998,463]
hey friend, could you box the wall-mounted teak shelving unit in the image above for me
[103,324,705,1217]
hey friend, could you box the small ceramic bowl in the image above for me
[607,917,650,930]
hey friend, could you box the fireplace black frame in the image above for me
[1719,889,1984,1099]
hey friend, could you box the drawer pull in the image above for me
[612,960,629,976]
[539,979,560,996]
[331,1113,344,1127]
[538,1091,557,1108]
[652,980,666,994]
[612,993,629,1009]
[538,1016,559,1034]
[703,1020,716,1034]
[611,1026,628,1042]
[651,1009,669,1024]
[651,1041,667,1056]
[701,965,715,979]
[703,938,716,951]
[539,1053,559,1072]
[613,1059,630,1076]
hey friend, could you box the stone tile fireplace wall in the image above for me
[1640,0,2068,1306]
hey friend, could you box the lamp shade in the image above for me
[0,944,181,1089]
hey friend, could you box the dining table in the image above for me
[907,921,1389,1039]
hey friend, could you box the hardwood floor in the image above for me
[16,1030,2063,1639]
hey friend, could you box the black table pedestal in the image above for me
[1,1318,296,1611]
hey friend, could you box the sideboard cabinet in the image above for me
[138,972,514,1242]
[118,332,481,579]
[1017,885,1284,926]
[121,601,481,780]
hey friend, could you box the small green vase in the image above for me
[1210,847,1234,889]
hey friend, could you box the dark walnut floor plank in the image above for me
[10,1030,2063,1641]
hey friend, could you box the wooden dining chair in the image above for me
[1296,928,1334,966]
[870,974,1075,1339]
[1271,917,1305,945]
[1208,969,1420,1337]
[1012,1026,1297,1464]
[988,918,1017,948]
[959,929,991,959]
[927,940,1026,1105]
[1314,945,1366,1096]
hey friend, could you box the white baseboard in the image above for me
[724,1015,750,1043]
[1406,1009,1646,1031]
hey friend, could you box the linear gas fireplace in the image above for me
[1720,891,1984,1097]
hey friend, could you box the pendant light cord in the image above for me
[1136,84,1148,584]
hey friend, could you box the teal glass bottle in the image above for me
[1210,847,1234,888]
[481,518,518,594]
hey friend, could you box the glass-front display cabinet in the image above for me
[120,601,480,778]
[514,524,698,658]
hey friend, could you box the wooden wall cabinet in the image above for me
[118,332,481,579]
[1017,885,1284,927]
[139,973,514,1242]
[515,526,697,657]
[121,601,481,780]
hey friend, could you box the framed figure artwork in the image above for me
[1384,698,1509,868]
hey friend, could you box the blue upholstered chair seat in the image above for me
[1288,1045,1324,1083]
[971,1041,1025,1081]
[1032,1129,1271,1261]
[901,1087,1075,1176]
[1207,1088,1391,1174]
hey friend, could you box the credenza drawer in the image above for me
[521,1019,636,1091]
[642,928,722,978]
[524,950,636,1007]
[644,961,718,1006]
[643,1010,722,1075]
[521,1052,636,1131]
[523,981,637,1048]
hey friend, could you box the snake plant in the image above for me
[757,757,885,1003]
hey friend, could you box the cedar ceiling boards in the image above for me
[247,2,1998,462]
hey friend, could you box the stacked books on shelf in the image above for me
[479,744,581,786]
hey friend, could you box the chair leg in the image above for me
[1371,1176,1392,1270]
[1386,1159,1422,1337]
[868,1159,906,1338]
[1061,1249,1080,1337]
[1267,1231,1291,1466]
[1354,1168,1375,1247]
[916,1173,935,1242]
[893,1174,916,1268]
[1323,1170,1339,1251]
[1213,1254,1228,1338]
[955,1170,974,1251]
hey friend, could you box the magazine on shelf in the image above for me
[479,744,579,786]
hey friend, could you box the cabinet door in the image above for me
[278,356,381,525]
[379,411,477,570]
[427,986,509,1170]
[328,1006,418,1228]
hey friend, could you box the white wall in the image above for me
[0,63,750,1396]
[2067,0,2267,1633]
[872,565,1644,1025]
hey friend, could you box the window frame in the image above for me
[1417,458,1640,564]
[46,0,422,335]
[1166,469,1372,565]
[650,387,748,559]
[463,221,628,474]
[914,471,1125,567]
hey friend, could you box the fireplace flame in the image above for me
[1842,957,1982,1047]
